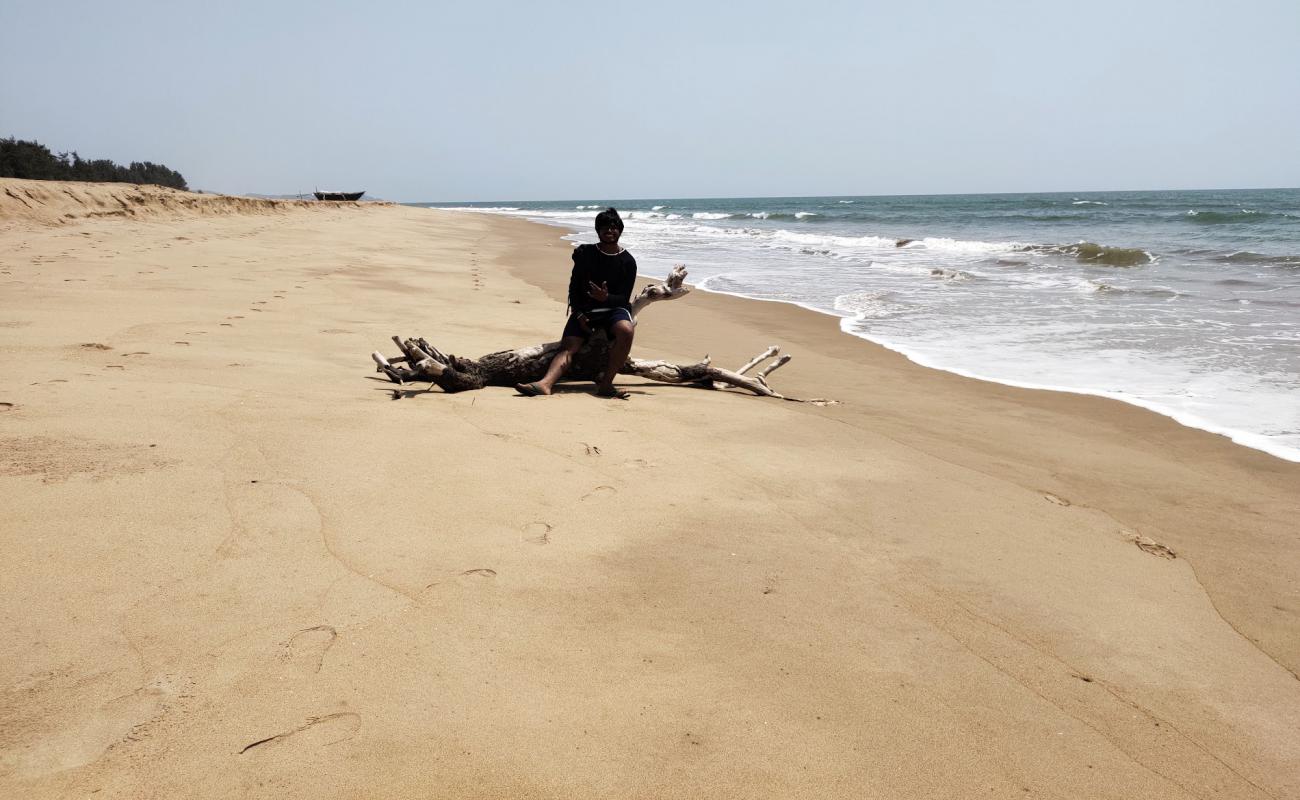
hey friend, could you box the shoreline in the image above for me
[456,208,1300,464]
[4,187,1298,798]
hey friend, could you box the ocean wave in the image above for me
[930,268,974,282]
[1025,242,1153,267]
[747,211,827,221]
[692,212,733,220]
[1215,251,1300,267]
[771,230,899,249]
[1184,209,1293,225]
[1230,297,1300,309]
[834,290,911,319]
[1072,199,1108,206]
[915,237,1020,255]
[651,205,665,210]
[1215,278,1270,288]
[1087,281,1182,299]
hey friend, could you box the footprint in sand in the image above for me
[621,458,655,469]
[105,365,125,370]
[460,568,497,578]
[80,342,112,351]
[220,323,233,327]
[283,625,337,675]
[0,402,15,412]
[174,341,190,346]
[122,352,149,357]
[1042,492,1071,507]
[521,521,553,545]
[238,712,360,755]
[1121,529,1177,559]
[227,315,244,320]
[581,485,617,501]
[581,443,602,456]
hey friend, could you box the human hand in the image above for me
[577,313,591,333]
[587,281,609,302]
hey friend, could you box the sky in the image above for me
[2,0,1298,202]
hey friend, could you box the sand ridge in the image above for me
[0,182,1297,798]
[0,178,384,229]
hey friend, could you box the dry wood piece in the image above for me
[371,265,828,402]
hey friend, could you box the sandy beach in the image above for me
[1,179,1297,799]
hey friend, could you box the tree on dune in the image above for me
[0,137,188,190]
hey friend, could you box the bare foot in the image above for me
[516,382,550,397]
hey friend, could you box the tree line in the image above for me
[0,137,188,190]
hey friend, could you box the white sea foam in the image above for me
[1072,199,1108,206]
[915,237,1020,255]
[692,212,733,220]
[770,230,898,249]
[651,205,665,210]
[795,211,818,219]
[834,290,911,319]
[835,317,1300,462]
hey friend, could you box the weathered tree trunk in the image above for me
[372,265,824,401]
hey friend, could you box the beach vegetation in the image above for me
[0,137,188,190]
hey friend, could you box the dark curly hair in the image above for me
[594,207,623,231]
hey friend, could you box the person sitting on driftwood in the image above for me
[516,207,637,399]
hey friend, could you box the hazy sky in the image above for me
[3,0,1297,201]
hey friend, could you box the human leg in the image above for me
[519,335,585,395]
[597,318,635,393]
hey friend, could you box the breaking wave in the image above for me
[1024,242,1153,267]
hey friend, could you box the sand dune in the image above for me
[1,181,1297,799]
[0,178,378,228]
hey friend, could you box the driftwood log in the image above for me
[372,265,824,401]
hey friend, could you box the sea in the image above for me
[411,190,1300,462]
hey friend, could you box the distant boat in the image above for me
[314,190,365,201]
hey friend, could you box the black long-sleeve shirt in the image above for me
[566,244,637,314]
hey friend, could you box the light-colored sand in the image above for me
[1,179,1297,799]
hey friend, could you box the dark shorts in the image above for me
[562,307,635,340]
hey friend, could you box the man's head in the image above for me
[595,207,623,233]
[595,207,623,248]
